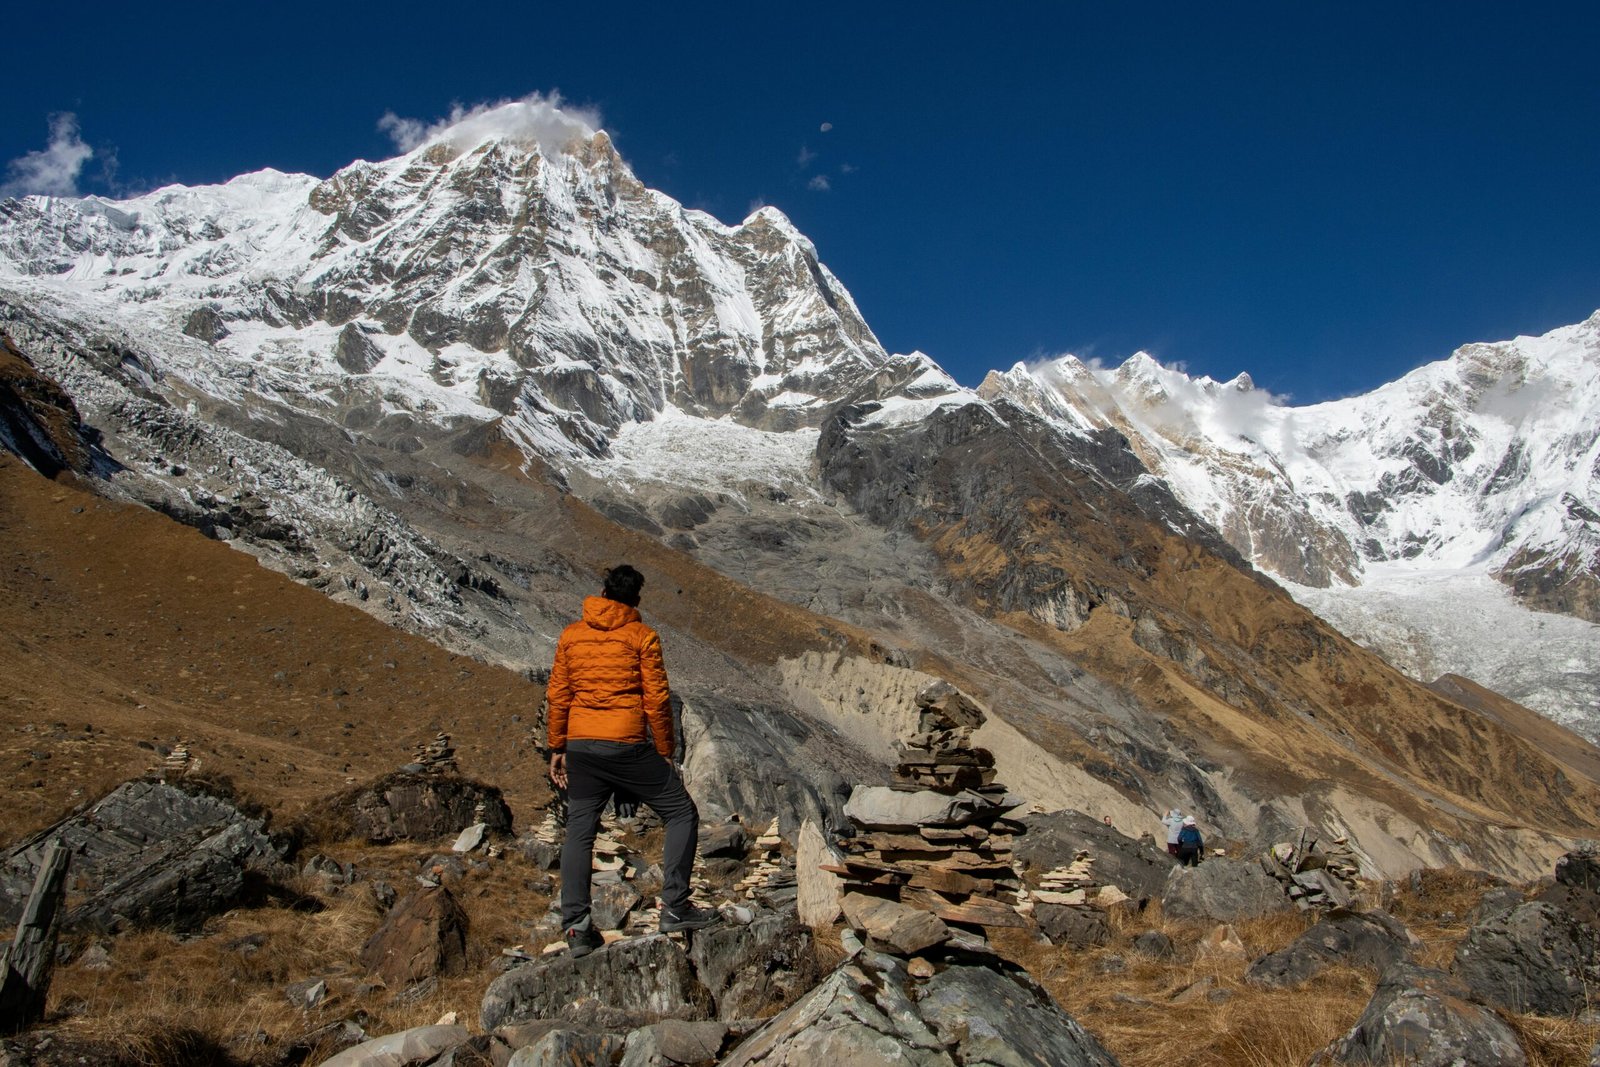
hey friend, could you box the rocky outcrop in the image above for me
[0,779,288,934]
[719,950,1120,1066]
[316,1024,472,1067]
[1160,857,1295,924]
[1015,811,1173,905]
[326,771,513,844]
[1453,901,1598,1015]
[358,885,469,989]
[1311,963,1527,1067]
[685,912,818,1021]
[1245,910,1415,989]
[1258,830,1364,911]
[482,935,712,1034]
[1452,847,1600,1016]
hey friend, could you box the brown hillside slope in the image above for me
[0,455,549,843]
[820,400,1600,861]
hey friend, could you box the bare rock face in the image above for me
[720,950,1120,1067]
[358,884,469,989]
[481,935,713,1034]
[1016,810,1173,905]
[1246,910,1415,989]
[330,772,513,843]
[1312,963,1527,1067]
[1452,900,1599,1015]
[1034,903,1111,949]
[1160,857,1295,924]
[685,911,819,1021]
[316,1024,472,1067]
[0,778,288,934]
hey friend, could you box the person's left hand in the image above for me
[550,752,568,790]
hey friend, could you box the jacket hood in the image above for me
[582,595,641,631]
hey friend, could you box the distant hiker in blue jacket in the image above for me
[1176,815,1204,867]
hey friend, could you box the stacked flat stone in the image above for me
[160,741,195,779]
[413,731,458,774]
[828,682,1029,956]
[1034,852,1099,906]
[592,828,635,879]
[735,821,798,907]
[893,683,997,792]
[1259,828,1361,910]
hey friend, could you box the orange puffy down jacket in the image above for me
[546,596,674,758]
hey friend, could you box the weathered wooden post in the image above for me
[0,839,71,1034]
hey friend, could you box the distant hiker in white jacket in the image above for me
[1161,808,1185,857]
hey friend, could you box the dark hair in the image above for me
[602,565,645,607]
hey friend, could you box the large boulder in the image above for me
[1536,848,1600,927]
[1246,910,1414,989]
[719,951,1119,1066]
[358,884,469,989]
[1311,963,1526,1067]
[316,1024,471,1067]
[1160,857,1294,923]
[843,786,1019,832]
[841,893,951,955]
[327,772,513,843]
[508,1029,625,1066]
[1015,810,1173,903]
[1034,904,1111,949]
[481,935,713,1033]
[1452,900,1600,1015]
[0,779,288,934]
[794,819,843,929]
[685,910,819,1021]
[619,1020,729,1067]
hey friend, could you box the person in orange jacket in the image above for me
[547,564,720,956]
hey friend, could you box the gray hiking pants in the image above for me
[560,739,699,928]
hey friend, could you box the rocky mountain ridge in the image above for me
[979,319,1600,735]
[2,102,1598,887]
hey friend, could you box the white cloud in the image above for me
[377,92,602,157]
[2,113,94,198]
[820,122,833,132]
[807,175,831,192]
[839,162,857,174]
[797,145,816,167]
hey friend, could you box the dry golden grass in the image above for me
[1509,1012,1600,1067]
[42,839,555,1066]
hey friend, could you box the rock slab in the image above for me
[721,951,1119,1066]
[1453,900,1600,1015]
[1312,963,1526,1067]
[482,935,713,1033]
[359,884,469,989]
[1246,910,1414,989]
[1161,857,1294,923]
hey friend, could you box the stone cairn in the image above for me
[828,682,1029,957]
[734,821,797,907]
[1260,828,1361,910]
[159,741,196,780]
[1017,851,1132,916]
[412,731,458,775]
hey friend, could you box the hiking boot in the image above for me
[659,904,722,933]
[565,920,603,958]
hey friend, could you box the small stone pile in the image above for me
[1260,828,1361,910]
[159,741,196,780]
[593,827,636,880]
[828,682,1029,956]
[734,821,797,907]
[412,731,458,774]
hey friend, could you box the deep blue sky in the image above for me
[6,3,1598,401]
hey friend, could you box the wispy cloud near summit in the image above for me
[2,113,94,198]
[377,92,602,158]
